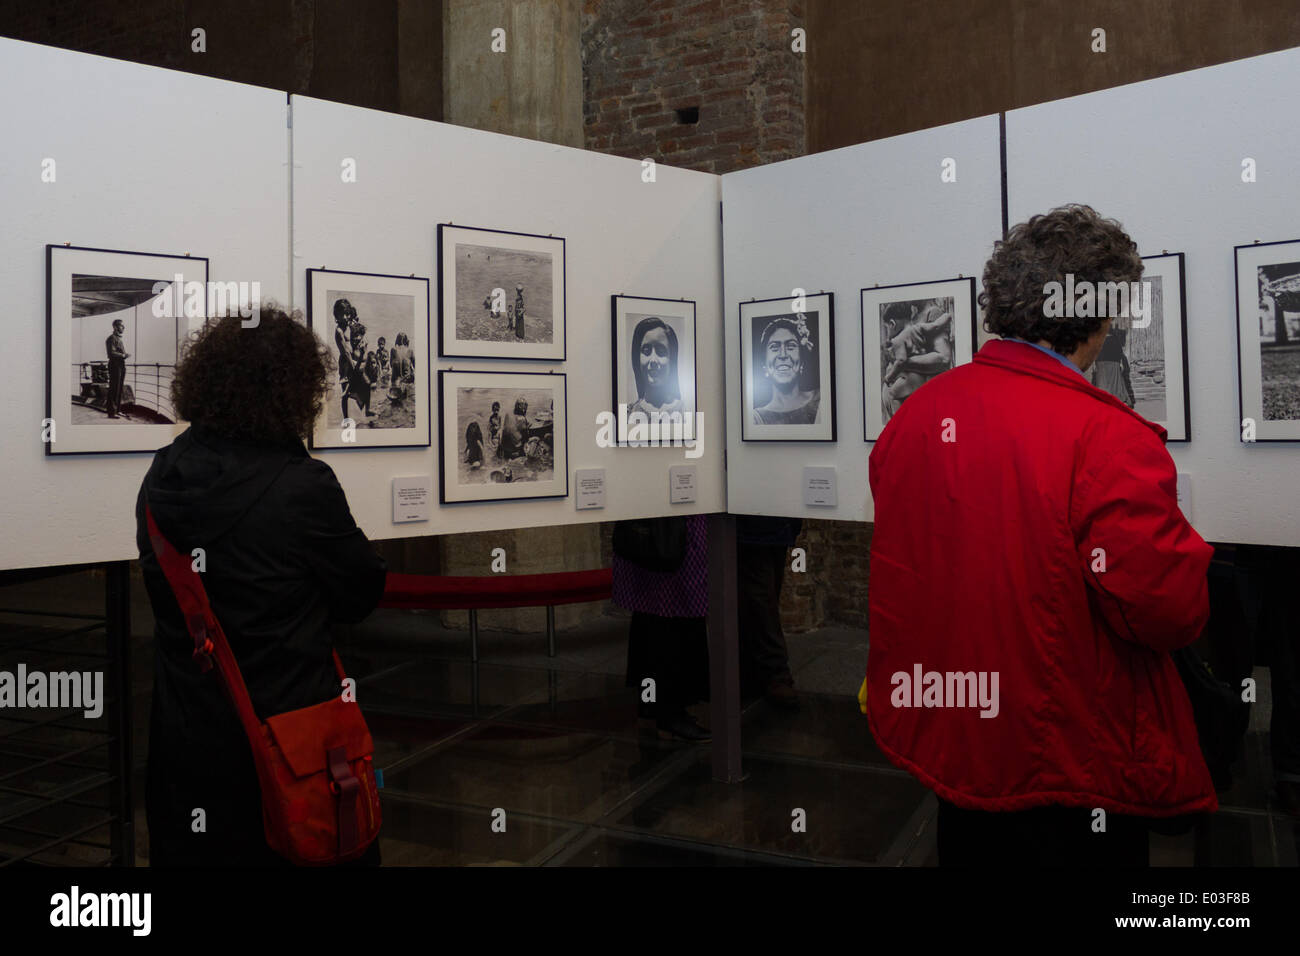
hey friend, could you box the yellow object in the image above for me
[857,675,869,714]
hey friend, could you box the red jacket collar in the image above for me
[973,339,1168,442]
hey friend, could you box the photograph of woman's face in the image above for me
[612,298,696,443]
[764,325,802,387]
[639,324,672,394]
[630,316,680,406]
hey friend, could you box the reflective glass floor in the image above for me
[254,605,1300,867]
[7,570,1293,867]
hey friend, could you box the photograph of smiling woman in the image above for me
[739,292,837,442]
[754,315,821,425]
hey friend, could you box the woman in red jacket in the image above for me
[866,204,1216,866]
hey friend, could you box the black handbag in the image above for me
[612,517,688,573]
[1172,645,1249,791]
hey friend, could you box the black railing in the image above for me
[74,362,176,421]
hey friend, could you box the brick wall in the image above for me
[780,519,871,633]
[581,0,805,174]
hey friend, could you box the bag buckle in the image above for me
[188,614,215,673]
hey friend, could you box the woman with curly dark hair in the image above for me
[134,305,386,867]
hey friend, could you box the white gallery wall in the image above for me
[1006,47,1300,546]
[0,38,290,571]
[5,32,1297,572]
[291,95,725,542]
[720,116,1004,522]
[0,35,724,572]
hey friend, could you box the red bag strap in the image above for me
[145,502,351,720]
[144,502,266,743]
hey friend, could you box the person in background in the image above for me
[1089,324,1136,408]
[136,305,386,866]
[867,204,1216,866]
[105,318,129,418]
[737,515,801,707]
[497,396,527,460]
[612,515,711,741]
[375,336,390,389]
[513,284,526,339]
[348,322,373,418]
[465,419,485,469]
[488,401,502,445]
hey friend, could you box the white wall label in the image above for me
[669,466,697,503]
[392,475,433,523]
[1176,472,1192,522]
[803,467,837,507]
[575,468,606,510]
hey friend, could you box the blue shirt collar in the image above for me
[1004,337,1083,377]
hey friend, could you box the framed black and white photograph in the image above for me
[1083,252,1190,441]
[438,370,568,503]
[45,244,208,455]
[611,295,697,443]
[437,224,566,360]
[308,269,431,449]
[739,292,836,442]
[860,277,976,441]
[1236,239,1300,441]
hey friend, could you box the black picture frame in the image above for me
[610,293,699,445]
[738,291,837,442]
[45,244,209,456]
[860,276,977,442]
[306,267,432,450]
[1122,252,1192,443]
[436,223,567,361]
[1234,238,1300,442]
[437,368,570,503]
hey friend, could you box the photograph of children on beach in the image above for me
[308,269,429,449]
[439,225,566,360]
[439,370,568,502]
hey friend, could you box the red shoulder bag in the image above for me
[145,503,382,865]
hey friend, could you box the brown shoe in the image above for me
[766,678,798,708]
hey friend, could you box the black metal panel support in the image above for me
[546,605,556,658]
[104,560,134,866]
[707,512,742,783]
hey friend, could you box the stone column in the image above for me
[443,0,584,147]
[440,0,599,632]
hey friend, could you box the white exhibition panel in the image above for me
[0,38,290,571]
[290,96,724,541]
[720,116,1004,522]
[1006,47,1300,547]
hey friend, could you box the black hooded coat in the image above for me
[135,424,386,865]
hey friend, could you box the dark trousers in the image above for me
[937,798,1149,867]
[626,612,709,721]
[106,358,125,415]
[737,544,793,688]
